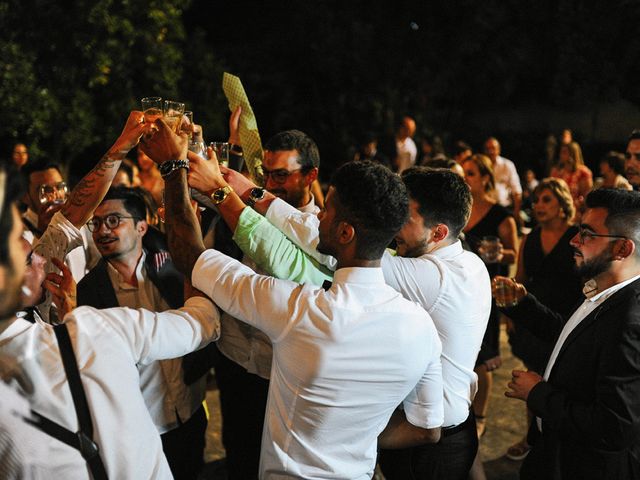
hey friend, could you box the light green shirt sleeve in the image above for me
[233,207,333,286]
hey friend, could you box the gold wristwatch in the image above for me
[210,185,234,205]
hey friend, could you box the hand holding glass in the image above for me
[493,277,519,308]
[479,236,503,263]
[39,182,68,205]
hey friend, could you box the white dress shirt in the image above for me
[395,137,417,174]
[193,250,443,479]
[493,156,522,207]
[0,297,219,479]
[217,195,319,379]
[265,198,492,426]
[0,373,53,479]
[105,252,207,434]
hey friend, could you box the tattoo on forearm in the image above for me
[67,155,118,208]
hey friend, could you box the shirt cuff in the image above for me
[50,211,84,249]
[233,206,264,249]
[264,197,297,230]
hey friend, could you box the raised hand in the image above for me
[109,111,149,158]
[43,257,77,318]
[228,106,242,146]
[140,118,189,165]
[219,164,258,199]
[187,149,225,194]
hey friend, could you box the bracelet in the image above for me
[159,159,189,178]
[229,143,243,156]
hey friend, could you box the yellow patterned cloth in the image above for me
[222,73,264,183]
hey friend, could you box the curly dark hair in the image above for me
[331,161,409,259]
[264,130,320,170]
[585,188,640,256]
[402,166,472,238]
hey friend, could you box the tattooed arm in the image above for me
[61,111,147,228]
[140,118,203,277]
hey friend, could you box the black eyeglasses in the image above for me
[577,226,628,244]
[262,167,303,184]
[87,214,139,232]
[625,152,640,161]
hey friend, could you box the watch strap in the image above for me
[159,159,189,178]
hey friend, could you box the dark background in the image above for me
[2,0,640,182]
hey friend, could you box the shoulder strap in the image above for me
[26,324,109,480]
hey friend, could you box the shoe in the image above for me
[506,439,531,461]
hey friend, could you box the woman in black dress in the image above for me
[462,154,518,439]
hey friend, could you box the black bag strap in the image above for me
[26,323,109,480]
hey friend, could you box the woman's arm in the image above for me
[514,233,528,283]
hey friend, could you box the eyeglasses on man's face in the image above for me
[577,226,628,244]
[87,214,139,232]
[262,167,304,184]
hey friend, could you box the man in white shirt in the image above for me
[501,188,640,480]
[0,167,55,478]
[484,137,522,221]
[77,187,208,480]
[213,129,322,479]
[143,120,445,479]
[214,166,492,479]
[395,116,418,174]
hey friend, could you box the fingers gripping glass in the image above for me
[262,167,303,184]
[38,182,68,205]
[87,214,139,232]
[577,226,627,244]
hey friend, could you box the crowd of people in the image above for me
[1,109,640,480]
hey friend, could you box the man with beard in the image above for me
[496,188,640,480]
[202,165,491,479]
[141,118,445,478]
[76,187,207,480]
[0,166,54,477]
[624,130,640,189]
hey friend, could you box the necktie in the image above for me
[222,73,264,184]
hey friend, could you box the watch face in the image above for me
[213,189,226,202]
[251,187,265,200]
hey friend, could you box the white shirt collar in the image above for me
[583,273,640,302]
[332,266,386,286]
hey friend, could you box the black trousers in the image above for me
[378,412,478,480]
[214,349,270,480]
[161,404,207,480]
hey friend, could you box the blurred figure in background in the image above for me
[550,141,593,215]
[12,143,29,169]
[394,115,417,173]
[595,151,632,191]
[484,137,522,224]
[352,131,392,169]
[452,140,473,165]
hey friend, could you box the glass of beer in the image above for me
[210,142,229,167]
[494,277,519,308]
[163,100,185,133]
[141,97,163,123]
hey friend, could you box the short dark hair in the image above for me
[117,162,134,185]
[21,160,62,184]
[330,161,409,259]
[402,167,472,238]
[453,140,472,157]
[0,164,25,265]
[585,188,640,256]
[264,130,320,170]
[600,151,626,176]
[101,187,147,223]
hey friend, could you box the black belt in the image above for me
[441,412,473,437]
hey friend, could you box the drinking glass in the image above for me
[210,142,229,167]
[182,111,194,139]
[494,277,519,308]
[141,97,163,123]
[39,182,68,205]
[479,236,503,263]
[163,100,185,133]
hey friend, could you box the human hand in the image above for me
[505,369,543,402]
[228,106,242,146]
[110,111,149,157]
[483,355,502,372]
[140,118,189,164]
[491,276,527,306]
[220,164,257,200]
[43,258,77,318]
[187,148,226,193]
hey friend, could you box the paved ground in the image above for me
[200,323,526,479]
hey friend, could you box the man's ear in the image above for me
[137,220,149,237]
[337,220,355,246]
[303,167,318,186]
[615,238,635,261]
[431,223,450,243]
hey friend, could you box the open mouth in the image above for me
[97,237,118,245]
